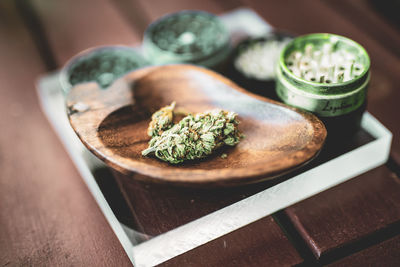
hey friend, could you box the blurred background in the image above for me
[1,0,400,266]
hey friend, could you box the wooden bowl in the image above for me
[66,64,326,186]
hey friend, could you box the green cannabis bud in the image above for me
[147,101,176,137]
[142,104,242,164]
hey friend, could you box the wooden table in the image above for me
[1,0,399,266]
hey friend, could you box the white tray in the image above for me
[36,8,392,267]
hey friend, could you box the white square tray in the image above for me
[36,8,392,267]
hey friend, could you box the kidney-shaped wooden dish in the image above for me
[66,64,326,186]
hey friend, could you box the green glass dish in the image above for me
[143,10,231,69]
[276,33,370,136]
[60,46,148,94]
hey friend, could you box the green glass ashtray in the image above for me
[60,46,148,94]
[143,10,231,69]
[276,33,370,137]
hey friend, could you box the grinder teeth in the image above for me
[286,41,363,84]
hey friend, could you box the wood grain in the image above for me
[284,166,400,260]
[111,0,243,51]
[324,0,400,59]
[112,169,274,235]
[0,1,131,266]
[161,216,304,267]
[130,0,229,21]
[67,64,326,186]
[31,0,141,67]
[326,234,400,267]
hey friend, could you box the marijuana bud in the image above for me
[147,101,176,137]
[142,103,243,164]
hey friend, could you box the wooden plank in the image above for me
[0,2,131,266]
[161,216,304,267]
[113,170,264,235]
[31,0,142,67]
[111,0,243,36]
[241,0,400,164]
[324,0,400,59]
[284,166,400,260]
[327,235,400,267]
[129,0,232,21]
[368,0,400,32]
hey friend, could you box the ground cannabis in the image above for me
[142,103,243,164]
[235,38,291,80]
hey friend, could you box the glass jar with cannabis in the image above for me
[276,33,370,138]
[142,102,243,164]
